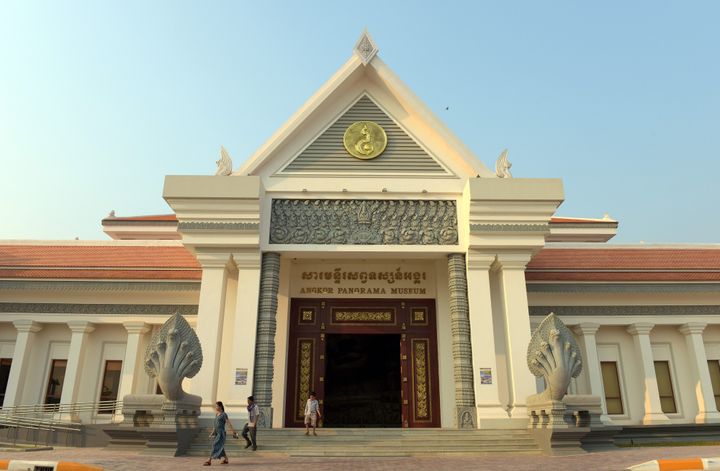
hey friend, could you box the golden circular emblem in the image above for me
[343,121,387,160]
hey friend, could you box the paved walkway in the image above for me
[2,446,720,470]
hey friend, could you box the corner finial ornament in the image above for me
[495,149,512,178]
[354,29,379,65]
[215,146,233,176]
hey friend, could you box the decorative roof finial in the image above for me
[354,29,379,65]
[215,146,233,176]
[495,149,512,178]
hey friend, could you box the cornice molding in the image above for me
[67,320,95,334]
[679,322,707,336]
[573,322,600,336]
[233,252,263,270]
[527,283,720,294]
[529,305,720,317]
[177,221,259,232]
[470,223,550,233]
[0,303,198,315]
[0,280,200,293]
[123,321,151,335]
[627,322,655,336]
[495,253,534,270]
[466,252,496,270]
[13,319,42,333]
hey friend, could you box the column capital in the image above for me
[13,320,42,333]
[123,321,150,335]
[627,322,654,336]
[494,253,533,270]
[679,322,707,336]
[573,323,600,337]
[232,251,262,270]
[195,252,233,269]
[67,320,95,334]
[466,251,496,270]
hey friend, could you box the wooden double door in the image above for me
[284,298,440,428]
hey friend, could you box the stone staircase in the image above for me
[188,428,541,457]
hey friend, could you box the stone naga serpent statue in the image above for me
[527,313,583,402]
[144,312,203,402]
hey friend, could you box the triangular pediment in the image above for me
[278,95,452,176]
[237,31,494,180]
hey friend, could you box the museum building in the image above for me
[1,32,720,432]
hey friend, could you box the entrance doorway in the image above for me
[284,298,440,428]
[324,334,401,427]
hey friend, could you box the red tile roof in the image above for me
[0,244,201,280]
[527,248,720,282]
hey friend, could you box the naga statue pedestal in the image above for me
[527,395,620,455]
[103,313,205,456]
[104,394,202,456]
[525,314,621,454]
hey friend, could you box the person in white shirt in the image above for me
[242,395,260,451]
[304,391,322,436]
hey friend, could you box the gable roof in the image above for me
[236,32,494,179]
[278,94,453,176]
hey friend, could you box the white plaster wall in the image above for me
[489,269,510,410]
[650,331,692,423]
[216,273,238,408]
[23,324,71,405]
[596,326,640,425]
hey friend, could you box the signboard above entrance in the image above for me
[290,262,436,298]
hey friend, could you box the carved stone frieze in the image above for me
[269,199,459,245]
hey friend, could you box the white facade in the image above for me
[1,33,719,430]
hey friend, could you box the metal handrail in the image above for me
[0,399,123,448]
[1,400,123,417]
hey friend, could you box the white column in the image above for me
[573,323,611,423]
[495,253,536,420]
[60,321,95,415]
[190,253,231,408]
[626,323,670,425]
[229,252,262,404]
[467,251,507,425]
[2,320,42,408]
[679,323,720,423]
[117,322,150,402]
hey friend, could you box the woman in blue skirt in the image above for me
[204,401,238,466]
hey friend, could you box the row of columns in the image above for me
[2,320,151,412]
[573,322,720,424]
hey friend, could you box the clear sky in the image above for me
[1,1,718,242]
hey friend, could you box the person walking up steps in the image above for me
[242,395,260,451]
[304,391,322,436]
[203,401,238,466]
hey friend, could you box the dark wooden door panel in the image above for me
[285,298,440,428]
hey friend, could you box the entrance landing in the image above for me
[188,428,541,457]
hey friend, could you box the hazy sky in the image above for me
[1,1,718,242]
